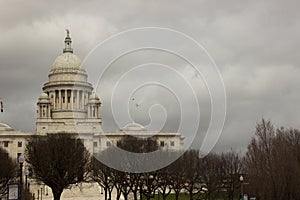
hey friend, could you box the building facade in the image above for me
[0,31,184,199]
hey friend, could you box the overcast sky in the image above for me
[0,0,299,153]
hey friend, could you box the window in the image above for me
[17,152,22,158]
[68,97,71,103]
[93,107,96,117]
[18,141,22,147]
[3,141,9,147]
[106,141,111,147]
[4,152,9,158]
[170,141,175,146]
[160,141,165,147]
[93,142,98,147]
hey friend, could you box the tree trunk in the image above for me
[146,193,151,200]
[52,188,63,200]
[139,187,143,200]
[189,191,193,200]
[133,190,138,200]
[175,191,179,200]
[108,190,112,200]
[116,193,121,200]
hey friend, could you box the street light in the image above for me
[239,175,244,200]
[27,178,31,193]
[18,154,25,200]
[25,168,29,189]
[25,168,29,199]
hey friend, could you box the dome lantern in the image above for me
[63,29,73,53]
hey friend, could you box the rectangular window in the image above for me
[106,141,111,147]
[18,141,22,147]
[93,142,98,147]
[3,141,9,147]
[160,141,165,147]
[170,141,175,146]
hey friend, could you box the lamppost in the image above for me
[27,178,31,193]
[18,154,25,200]
[147,175,155,200]
[25,168,29,199]
[239,175,244,200]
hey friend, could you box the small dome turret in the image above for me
[121,122,147,132]
[38,93,51,103]
[89,93,101,104]
[0,123,14,131]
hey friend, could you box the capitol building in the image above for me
[0,31,184,199]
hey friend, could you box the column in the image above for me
[64,90,67,109]
[97,105,100,118]
[59,90,62,109]
[87,104,90,117]
[81,91,85,109]
[76,90,79,109]
[48,105,51,118]
[53,91,56,109]
[71,90,73,109]
[39,105,42,118]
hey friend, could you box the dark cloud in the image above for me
[0,0,299,153]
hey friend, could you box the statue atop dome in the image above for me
[66,28,70,37]
[63,28,73,53]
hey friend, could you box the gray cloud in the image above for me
[0,0,299,153]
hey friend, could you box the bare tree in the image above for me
[90,155,115,200]
[244,119,300,200]
[167,153,185,200]
[200,153,223,200]
[244,119,276,199]
[140,172,158,200]
[131,173,142,200]
[25,134,90,200]
[156,167,173,200]
[0,147,17,196]
[113,170,132,200]
[220,151,243,200]
[181,150,202,200]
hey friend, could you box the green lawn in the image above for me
[142,193,238,200]
[142,193,197,200]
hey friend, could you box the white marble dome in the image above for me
[51,52,83,70]
[121,122,146,132]
[0,123,14,131]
